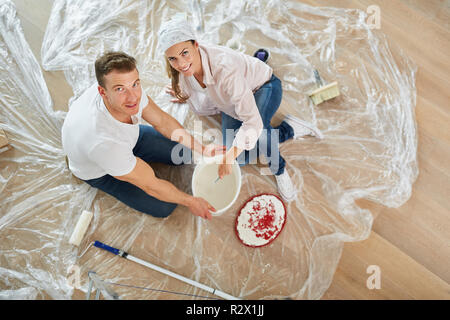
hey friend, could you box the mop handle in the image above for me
[93,241,239,300]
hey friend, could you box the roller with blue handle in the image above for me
[93,241,239,300]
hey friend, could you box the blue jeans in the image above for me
[83,125,191,218]
[221,74,294,175]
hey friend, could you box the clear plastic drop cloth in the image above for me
[0,0,97,299]
[0,0,418,299]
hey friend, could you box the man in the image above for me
[62,51,223,220]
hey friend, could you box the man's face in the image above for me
[98,68,142,122]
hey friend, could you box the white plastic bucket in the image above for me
[192,156,242,216]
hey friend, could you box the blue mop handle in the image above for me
[93,241,120,256]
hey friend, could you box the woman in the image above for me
[158,17,322,202]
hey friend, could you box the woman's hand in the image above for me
[203,144,227,158]
[165,84,184,104]
[216,146,243,180]
[218,162,233,179]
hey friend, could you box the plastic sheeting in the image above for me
[0,0,418,299]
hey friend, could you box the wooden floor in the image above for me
[11,0,450,299]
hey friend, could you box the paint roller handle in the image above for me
[93,241,120,256]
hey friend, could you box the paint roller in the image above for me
[68,210,239,300]
[69,210,93,246]
[93,241,239,300]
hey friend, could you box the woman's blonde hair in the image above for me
[164,40,195,103]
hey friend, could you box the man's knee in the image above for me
[142,202,177,218]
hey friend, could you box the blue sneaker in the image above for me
[253,48,270,63]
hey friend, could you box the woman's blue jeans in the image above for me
[83,125,190,218]
[221,74,294,175]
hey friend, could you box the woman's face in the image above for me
[165,40,201,77]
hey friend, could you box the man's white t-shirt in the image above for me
[61,83,149,180]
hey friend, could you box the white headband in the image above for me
[158,14,196,54]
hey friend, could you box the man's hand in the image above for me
[116,158,213,221]
[203,144,227,158]
[186,196,215,220]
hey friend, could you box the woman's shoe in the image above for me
[253,48,270,63]
[275,169,297,202]
[284,115,324,139]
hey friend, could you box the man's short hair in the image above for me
[95,51,137,88]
